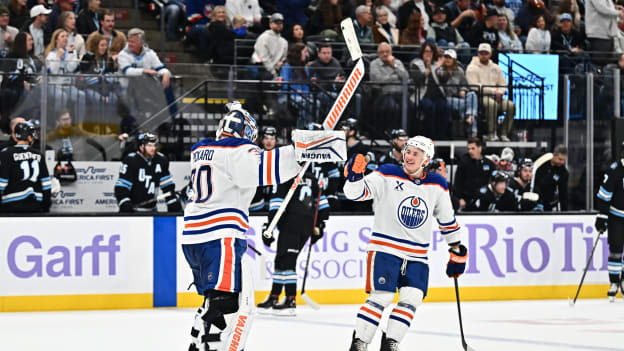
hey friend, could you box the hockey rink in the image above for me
[1,298,623,351]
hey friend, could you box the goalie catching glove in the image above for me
[344,153,369,181]
[446,244,468,278]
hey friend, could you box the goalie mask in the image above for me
[217,103,258,141]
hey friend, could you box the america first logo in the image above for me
[397,196,429,229]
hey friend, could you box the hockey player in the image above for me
[257,166,330,316]
[470,171,517,212]
[250,126,278,212]
[114,132,181,213]
[595,142,624,302]
[535,145,569,211]
[181,102,300,351]
[0,121,52,212]
[378,129,408,166]
[343,136,467,351]
[508,158,542,211]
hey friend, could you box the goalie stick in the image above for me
[530,152,553,192]
[263,18,364,240]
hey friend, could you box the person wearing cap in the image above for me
[251,12,288,79]
[525,14,550,53]
[466,42,515,141]
[467,8,500,57]
[438,48,478,137]
[0,5,18,56]
[372,6,399,44]
[550,12,585,54]
[427,6,467,50]
[26,4,51,59]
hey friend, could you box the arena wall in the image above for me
[0,214,608,312]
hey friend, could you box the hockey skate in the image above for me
[273,296,296,316]
[380,332,400,351]
[257,294,279,314]
[349,331,368,351]
[607,283,618,302]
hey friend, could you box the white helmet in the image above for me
[403,135,434,161]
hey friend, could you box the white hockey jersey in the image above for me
[343,164,461,264]
[182,137,300,245]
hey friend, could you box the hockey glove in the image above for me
[311,221,325,244]
[344,153,368,182]
[522,192,539,203]
[262,223,275,247]
[595,214,608,233]
[446,244,468,278]
[119,201,134,213]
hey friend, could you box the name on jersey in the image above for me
[192,149,214,162]
[13,152,41,161]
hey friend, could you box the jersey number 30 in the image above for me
[20,160,40,182]
[191,164,213,203]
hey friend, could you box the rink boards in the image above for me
[0,214,611,312]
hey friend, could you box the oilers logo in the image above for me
[397,196,429,229]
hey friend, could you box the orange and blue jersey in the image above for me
[182,137,300,245]
[344,163,461,263]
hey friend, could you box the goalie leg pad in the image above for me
[220,255,255,351]
[190,291,240,350]
[355,290,394,344]
[386,287,423,343]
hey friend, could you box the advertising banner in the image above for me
[0,217,154,296]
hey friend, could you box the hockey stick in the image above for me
[530,152,553,192]
[263,18,364,240]
[246,243,268,280]
[569,230,605,306]
[132,191,172,210]
[454,276,476,351]
[301,186,323,310]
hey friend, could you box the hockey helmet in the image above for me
[390,128,408,140]
[403,135,434,161]
[14,121,36,141]
[217,101,258,141]
[519,158,533,170]
[138,132,158,146]
[262,126,277,137]
[490,170,509,184]
[500,147,514,162]
[338,117,358,132]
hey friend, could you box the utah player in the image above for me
[0,121,52,212]
[343,136,467,351]
[181,102,301,351]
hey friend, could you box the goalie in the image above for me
[181,103,301,351]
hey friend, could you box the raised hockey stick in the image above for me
[300,186,323,310]
[569,230,605,306]
[454,276,477,351]
[263,18,364,240]
[530,152,553,192]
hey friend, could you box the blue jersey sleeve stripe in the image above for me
[115,182,131,190]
